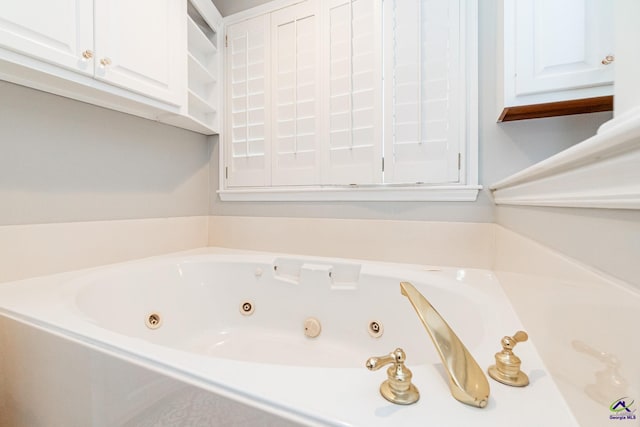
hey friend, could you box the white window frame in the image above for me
[218,0,480,202]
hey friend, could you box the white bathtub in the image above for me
[0,248,578,426]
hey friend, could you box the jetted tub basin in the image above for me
[0,248,578,426]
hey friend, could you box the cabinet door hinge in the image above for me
[225,35,228,48]
[381,157,385,172]
[457,153,461,170]
[225,166,229,179]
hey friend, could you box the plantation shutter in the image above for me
[270,0,321,186]
[384,0,462,184]
[225,15,270,187]
[323,0,382,185]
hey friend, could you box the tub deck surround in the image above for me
[496,271,640,427]
[207,216,496,270]
[494,226,640,427]
[0,216,209,284]
[0,249,578,426]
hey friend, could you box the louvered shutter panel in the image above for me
[271,1,321,186]
[384,0,462,184]
[225,15,270,187]
[323,0,382,185]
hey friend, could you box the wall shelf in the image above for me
[188,53,216,84]
[183,0,221,134]
[187,17,217,66]
[491,108,640,209]
[498,96,613,122]
[188,90,216,113]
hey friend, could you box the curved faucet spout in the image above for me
[400,281,490,408]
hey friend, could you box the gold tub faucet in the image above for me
[400,281,490,408]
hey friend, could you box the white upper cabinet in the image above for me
[0,0,187,118]
[0,0,93,75]
[93,0,184,106]
[512,0,613,96]
[499,0,614,120]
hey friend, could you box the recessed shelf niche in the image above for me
[185,0,221,133]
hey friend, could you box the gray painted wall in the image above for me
[496,206,640,288]
[0,81,210,226]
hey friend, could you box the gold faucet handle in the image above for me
[512,330,528,344]
[502,330,528,351]
[511,331,529,343]
[366,348,406,371]
[488,330,530,387]
[366,348,420,405]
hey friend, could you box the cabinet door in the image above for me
[93,0,185,105]
[0,0,93,74]
[511,0,614,97]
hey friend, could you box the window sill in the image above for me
[490,107,640,210]
[218,185,482,202]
